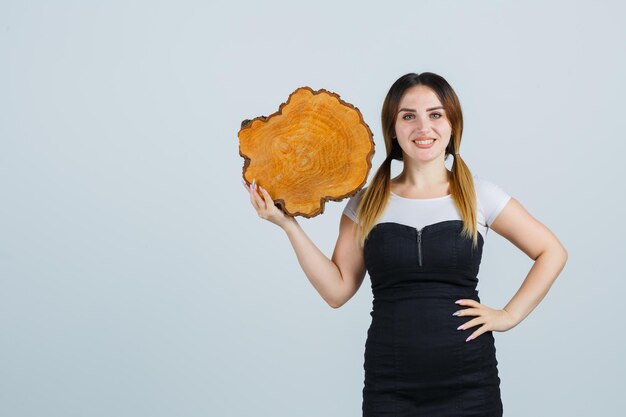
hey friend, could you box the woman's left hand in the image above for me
[453,299,519,342]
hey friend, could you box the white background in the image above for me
[1,1,624,416]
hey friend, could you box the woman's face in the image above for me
[394,85,452,163]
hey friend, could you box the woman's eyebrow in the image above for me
[399,106,444,112]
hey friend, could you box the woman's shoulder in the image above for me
[471,174,512,226]
[472,174,509,196]
[342,187,368,223]
[472,174,494,188]
[348,186,368,201]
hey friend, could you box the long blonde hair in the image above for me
[355,72,479,248]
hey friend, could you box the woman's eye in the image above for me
[401,113,443,120]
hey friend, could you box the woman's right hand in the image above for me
[243,178,296,230]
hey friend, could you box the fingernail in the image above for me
[466,336,473,342]
[455,300,462,304]
[457,325,464,330]
[252,179,256,189]
[452,311,460,316]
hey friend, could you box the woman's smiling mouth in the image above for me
[413,138,436,148]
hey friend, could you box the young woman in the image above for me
[243,72,568,416]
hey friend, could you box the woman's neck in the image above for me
[393,166,450,190]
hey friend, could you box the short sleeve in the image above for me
[476,177,511,227]
[342,188,366,223]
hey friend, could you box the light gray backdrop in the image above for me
[1,1,624,416]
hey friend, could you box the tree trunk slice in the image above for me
[238,86,375,218]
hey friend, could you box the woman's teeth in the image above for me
[414,139,435,144]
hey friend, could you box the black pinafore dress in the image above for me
[362,220,503,416]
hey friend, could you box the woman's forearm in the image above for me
[282,219,344,308]
[503,246,568,326]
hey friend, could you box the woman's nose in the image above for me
[413,114,431,131]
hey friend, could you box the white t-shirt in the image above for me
[342,175,511,240]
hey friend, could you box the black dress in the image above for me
[362,220,503,416]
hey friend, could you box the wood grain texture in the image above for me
[239,86,375,217]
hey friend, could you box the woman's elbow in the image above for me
[552,242,569,270]
[327,294,349,309]
[328,298,344,309]
[547,238,568,264]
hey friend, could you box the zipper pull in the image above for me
[417,229,423,267]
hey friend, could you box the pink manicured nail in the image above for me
[466,336,473,342]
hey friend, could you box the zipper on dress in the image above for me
[417,229,423,266]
